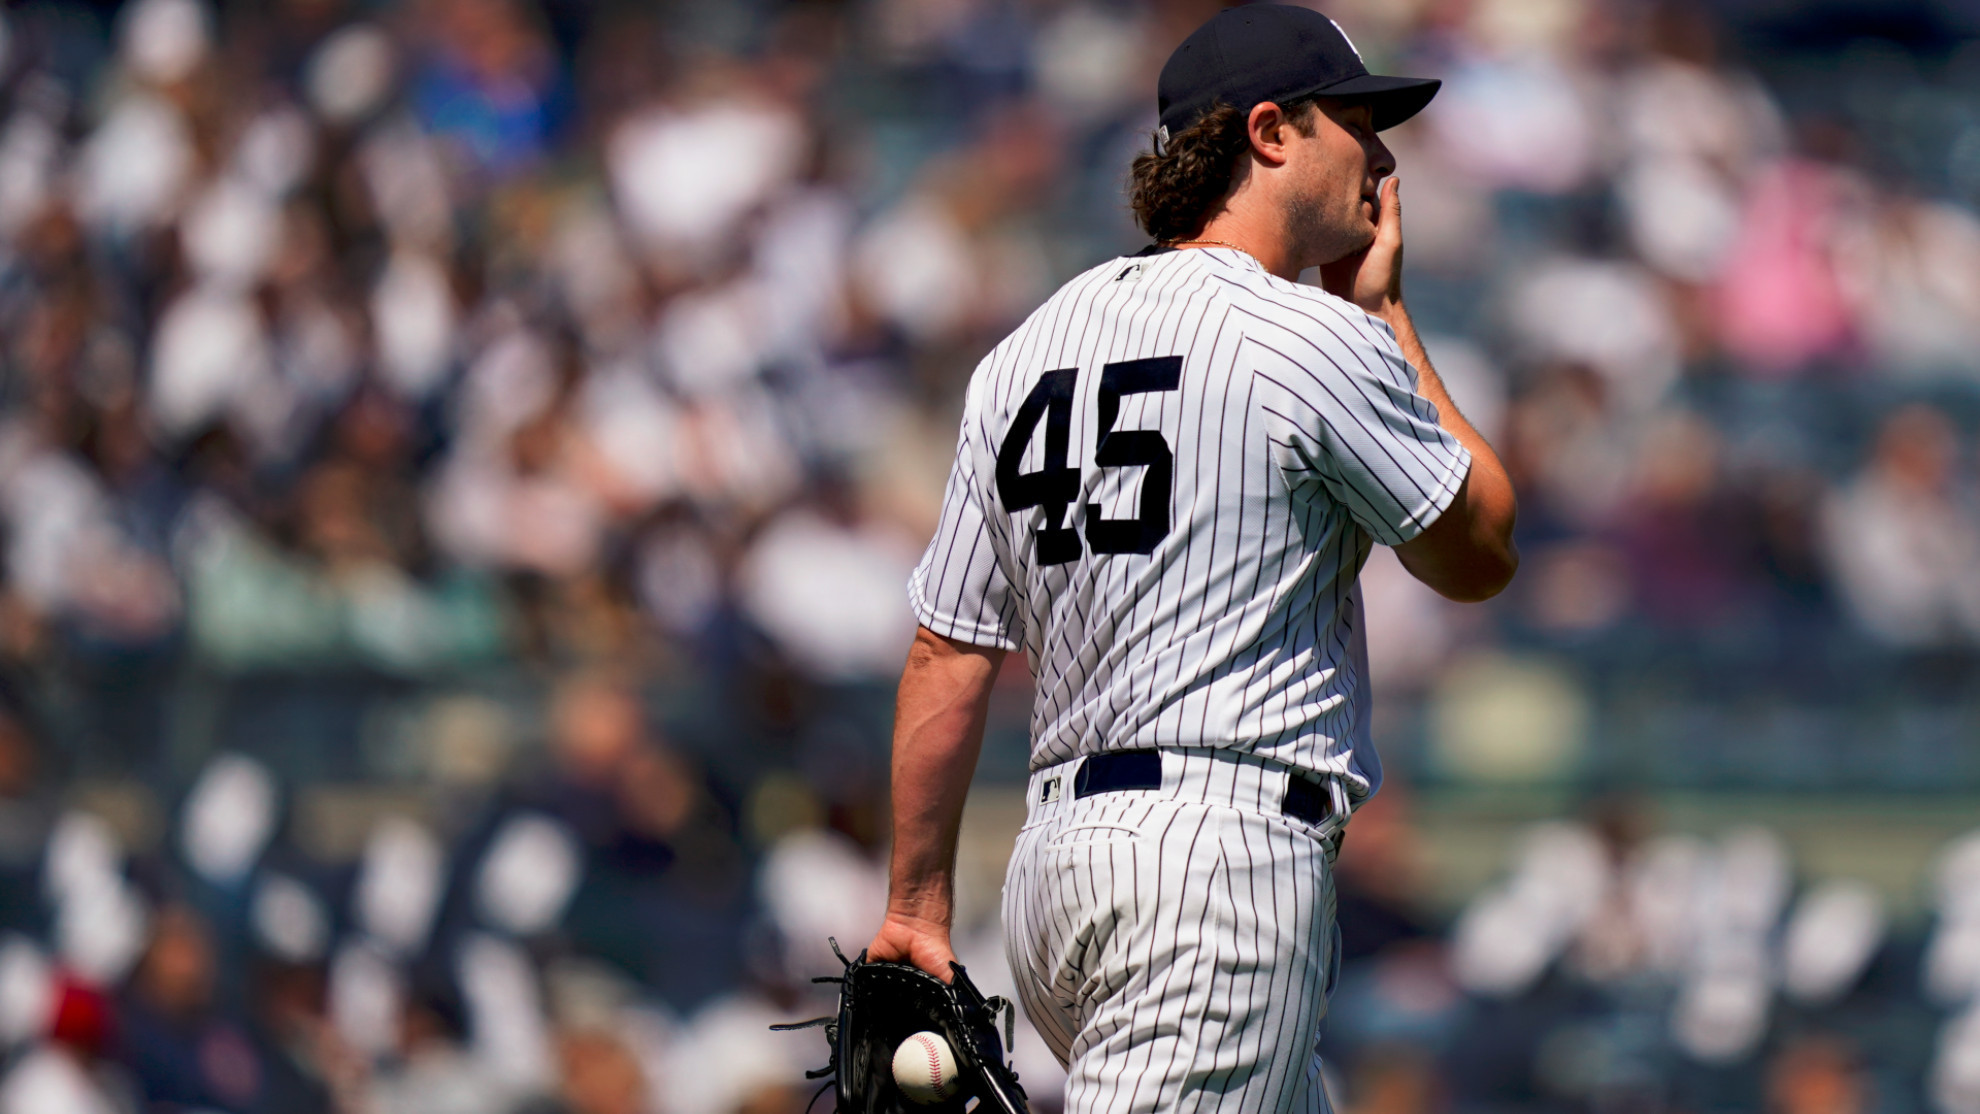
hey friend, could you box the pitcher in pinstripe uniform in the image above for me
[866,7,1518,1111]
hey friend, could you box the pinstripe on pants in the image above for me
[1004,750,1343,1114]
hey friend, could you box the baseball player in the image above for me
[867,6,1518,1112]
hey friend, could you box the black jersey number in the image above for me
[995,357,1182,565]
[994,367,1082,565]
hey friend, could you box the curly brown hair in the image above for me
[1127,98,1323,244]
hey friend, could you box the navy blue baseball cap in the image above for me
[1156,5,1440,138]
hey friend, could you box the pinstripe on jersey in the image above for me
[908,247,1469,798]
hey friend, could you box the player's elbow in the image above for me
[1414,468,1519,602]
[1392,493,1519,603]
[1429,541,1518,603]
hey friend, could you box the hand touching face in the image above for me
[1287,99,1396,268]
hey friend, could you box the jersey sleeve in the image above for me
[908,402,1024,652]
[1251,309,1472,546]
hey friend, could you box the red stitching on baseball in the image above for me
[920,1033,942,1089]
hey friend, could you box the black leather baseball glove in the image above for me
[773,939,1030,1114]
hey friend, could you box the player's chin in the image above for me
[1345,215,1378,254]
[1315,226,1377,269]
[1334,193,1376,234]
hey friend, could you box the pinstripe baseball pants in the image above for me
[1003,749,1346,1114]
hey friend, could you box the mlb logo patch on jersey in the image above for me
[1039,776,1063,804]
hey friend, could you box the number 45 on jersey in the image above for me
[995,356,1182,566]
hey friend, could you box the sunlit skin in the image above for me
[1187,98,1397,287]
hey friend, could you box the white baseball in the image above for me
[892,1030,962,1104]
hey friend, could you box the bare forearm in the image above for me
[1322,177,1516,599]
[1381,302,1520,597]
[1380,304,1492,464]
[885,628,1005,927]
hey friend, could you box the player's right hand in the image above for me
[1319,174,1406,321]
[867,909,958,983]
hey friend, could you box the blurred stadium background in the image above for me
[0,0,1978,1110]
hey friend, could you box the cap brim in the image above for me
[1310,74,1441,131]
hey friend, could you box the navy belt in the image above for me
[1072,750,1335,827]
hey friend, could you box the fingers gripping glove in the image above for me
[772,939,1031,1114]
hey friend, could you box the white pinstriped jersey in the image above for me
[908,247,1470,797]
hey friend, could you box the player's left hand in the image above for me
[1319,174,1404,321]
[771,939,1032,1114]
[867,909,959,983]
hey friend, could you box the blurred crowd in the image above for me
[1326,789,1980,1114]
[16,686,1980,1114]
[0,0,1976,1111]
[0,670,873,1114]
[0,0,1975,706]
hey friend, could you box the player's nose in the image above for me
[1368,134,1396,181]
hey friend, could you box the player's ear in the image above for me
[1246,101,1293,167]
